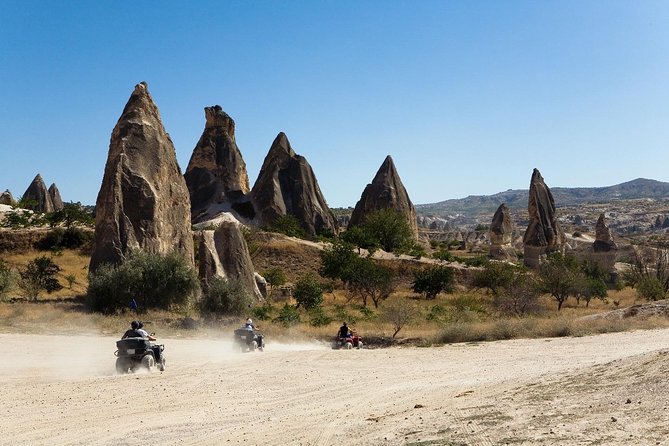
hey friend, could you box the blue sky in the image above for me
[1,1,668,207]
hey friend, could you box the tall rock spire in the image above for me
[250,132,337,236]
[348,155,418,238]
[89,82,194,273]
[48,183,64,211]
[489,203,517,260]
[523,168,565,267]
[185,105,251,222]
[22,174,54,213]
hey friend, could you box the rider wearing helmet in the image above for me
[244,318,256,331]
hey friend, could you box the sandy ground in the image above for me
[2,330,669,446]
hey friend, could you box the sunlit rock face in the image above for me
[250,132,337,236]
[23,174,54,213]
[48,183,64,211]
[89,82,194,273]
[348,155,418,238]
[523,168,565,268]
[489,203,517,261]
[185,105,251,223]
[197,222,263,300]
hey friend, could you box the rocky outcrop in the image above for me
[523,168,565,267]
[489,203,517,260]
[0,190,14,205]
[593,213,617,252]
[198,222,262,299]
[48,183,64,211]
[348,155,418,238]
[184,105,252,223]
[590,213,618,282]
[89,82,194,273]
[250,132,337,236]
[22,174,54,213]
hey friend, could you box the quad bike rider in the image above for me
[234,318,264,352]
[332,322,363,349]
[115,320,166,373]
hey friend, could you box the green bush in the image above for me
[266,215,306,239]
[412,265,454,299]
[200,277,253,316]
[358,208,413,253]
[274,303,300,327]
[308,306,333,327]
[0,260,13,300]
[38,227,92,250]
[636,277,666,301]
[87,251,199,313]
[251,302,273,321]
[432,249,454,262]
[293,274,323,310]
[19,256,62,299]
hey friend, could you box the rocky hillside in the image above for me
[417,178,669,217]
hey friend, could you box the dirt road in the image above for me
[2,329,669,445]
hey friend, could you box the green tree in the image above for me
[412,265,454,299]
[293,274,323,310]
[19,256,62,299]
[263,267,287,297]
[200,277,252,316]
[319,239,359,285]
[87,251,199,313]
[46,202,94,229]
[538,253,581,310]
[340,226,379,254]
[357,208,413,253]
[493,273,541,316]
[348,257,395,308]
[473,261,520,295]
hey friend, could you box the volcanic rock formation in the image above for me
[22,174,54,213]
[0,190,14,205]
[89,82,194,273]
[593,213,617,253]
[48,183,64,211]
[348,155,418,238]
[250,132,337,236]
[185,105,252,223]
[523,168,565,267]
[198,222,263,299]
[489,203,517,260]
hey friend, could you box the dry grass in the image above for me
[2,249,90,299]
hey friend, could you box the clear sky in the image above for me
[1,1,668,208]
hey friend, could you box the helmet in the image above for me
[131,320,140,330]
[246,318,253,325]
[137,321,144,329]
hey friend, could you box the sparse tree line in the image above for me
[3,205,669,341]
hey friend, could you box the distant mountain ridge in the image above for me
[417,178,669,216]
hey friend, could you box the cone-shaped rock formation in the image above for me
[198,222,262,300]
[489,203,517,260]
[348,155,418,238]
[0,190,14,205]
[89,82,194,273]
[523,168,565,267]
[250,132,337,236]
[48,183,64,211]
[22,174,54,213]
[185,105,252,222]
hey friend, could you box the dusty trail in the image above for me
[2,329,669,445]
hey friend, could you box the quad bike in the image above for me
[332,333,363,350]
[115,337,166,373]
[234,328,264,352]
